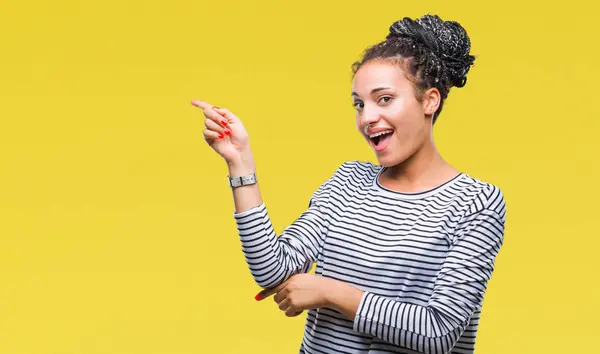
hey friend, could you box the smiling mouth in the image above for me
[370,131,394,147]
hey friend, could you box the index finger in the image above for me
[256,281,287,301]
[190,100,216,111]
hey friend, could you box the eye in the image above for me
[353,101,364,111]
[379,96,392,104]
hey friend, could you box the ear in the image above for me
[422,87,441,117]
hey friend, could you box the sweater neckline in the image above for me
[372,166,465,200]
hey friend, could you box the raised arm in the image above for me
[191,99,347,289]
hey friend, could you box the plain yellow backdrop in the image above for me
[1,0,598,353]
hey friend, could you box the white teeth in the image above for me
[369,130,393,139]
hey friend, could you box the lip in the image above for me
[365,127,394,136]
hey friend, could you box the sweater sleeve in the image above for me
[352,185,506,354]
[232,162,347,289]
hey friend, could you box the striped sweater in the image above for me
[233,160,506,353]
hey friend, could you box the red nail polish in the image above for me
[224,129,230,135]
[255,294,261,301]
[221,120,228,126]
[218,133,224,139]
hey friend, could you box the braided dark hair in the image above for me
[351,14,476,125]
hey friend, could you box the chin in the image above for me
[374,147,413,168]
[376,156,401,168]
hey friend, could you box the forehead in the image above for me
[352,60,410,94]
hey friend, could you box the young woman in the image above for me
[192,14,506,354]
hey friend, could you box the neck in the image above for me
[382,137,456,192]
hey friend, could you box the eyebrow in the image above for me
[351,87,393,97]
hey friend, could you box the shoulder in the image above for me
[310,160,381,197]
[447,174,507,245]
[456,173,507,224]
[335,159,380,175]
[309,160,377,204]
[329,159,381,185]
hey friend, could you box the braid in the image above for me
[351,14,476,125]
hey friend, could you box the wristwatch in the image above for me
[228,172,258,188]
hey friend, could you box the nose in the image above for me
[359,108,381,132]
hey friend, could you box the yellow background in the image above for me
[1,0,598,353]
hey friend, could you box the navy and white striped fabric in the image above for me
[233,160,506,353]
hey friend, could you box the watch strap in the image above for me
[228,172,257,187]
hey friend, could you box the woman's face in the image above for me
[352,60,437,167]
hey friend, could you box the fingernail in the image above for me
[255,294,261,301]
[212,106,220,110]
[221,120,228,126]
[224,129,231,136]
[218,133,224,139]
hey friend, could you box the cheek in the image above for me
[392,113,424,143]
[394,128,411,147]
[396,99,424,126]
